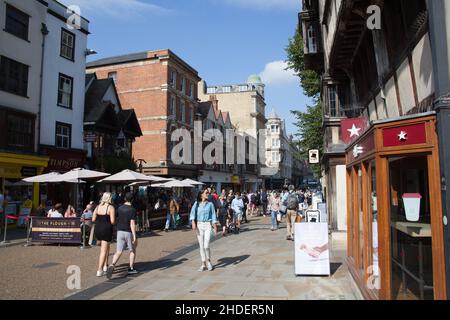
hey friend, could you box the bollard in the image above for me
[23,216,33,247]
[1,212,9,245]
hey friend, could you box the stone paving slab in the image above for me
[70,219,358,300]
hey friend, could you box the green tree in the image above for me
[286,25,323,178]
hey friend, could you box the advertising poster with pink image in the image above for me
[295,223,330,276]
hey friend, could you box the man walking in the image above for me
[107,192,138,279]
[282,185,299,241]
[231,192,244,234]
[260,188,268,217]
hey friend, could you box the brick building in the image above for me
[86,50,200,178]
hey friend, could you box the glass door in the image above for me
[389,156,433,300]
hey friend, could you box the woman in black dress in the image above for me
[93,192,116,277]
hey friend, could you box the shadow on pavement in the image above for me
[214,255,250,269]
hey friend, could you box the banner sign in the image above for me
[31,217,81,244]
[295,222,330,276]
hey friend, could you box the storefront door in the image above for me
[388,155,433,300]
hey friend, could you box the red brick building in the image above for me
[86,50,200,178]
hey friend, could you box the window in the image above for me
[7,114,33,150]
[5,4,29,41]
[57,74,73,108]
[190,83,195,99]
[60,29,75,61]
[272,152,280,163]
[223,86,231,93]
[272,138,280,147]
[108,72,117,84]
[170,95,176,119]
[328,85,337,116]
[181,77,186,94]
[169,70,177,88]
[307,24,317,53]
[55,122,71,149]
[181,100,186,123]
[0,56,28,97]
[271,125,279,133]
[239,85,248,92]
[207,87,216,94]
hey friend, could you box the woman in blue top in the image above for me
[190,188,218,272]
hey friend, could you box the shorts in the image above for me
[116,231,135,253]
[233,212,243,221]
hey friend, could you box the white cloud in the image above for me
[221,0,299,10]
[259,60,297,86]
[59,0,173,17]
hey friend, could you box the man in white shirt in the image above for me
[47,203,63,218]
[231,193,244,234]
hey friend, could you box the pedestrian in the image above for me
[47,203,63,218]
[260,188,268,217]
[282,185,299,241]
[241,191,249,223]
[64,205,77,218]
[217,195,229,236]
[106,192,138,278]
[231,192,244,234]
[190,188,218,272]
[35,201,47,217]
[164,191,179,232]
[270,191,281,231]
[93,192,116,277]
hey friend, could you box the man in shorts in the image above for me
[231,192,244,234]
[107,192,138,279]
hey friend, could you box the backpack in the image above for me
[261,192,268,202]
[287,193,299,210]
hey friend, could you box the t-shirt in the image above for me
[117,204,136,233]
[48,210,63,218]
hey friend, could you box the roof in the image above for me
[198,102,212,118]
[85,77,116,114]
[86,49,200,79]
[85,73,96,87]
[118,110,143,137]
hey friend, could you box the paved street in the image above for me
[66,217,357,300]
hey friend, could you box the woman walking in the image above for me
[269,191,281,231]
[217,195,229,236]
[190,189,217,272]
[93,192,116,277]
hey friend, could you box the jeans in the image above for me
[165,212,176,230]
[271,211,278,229]
[196,221,212,262]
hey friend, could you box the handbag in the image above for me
[174,213,181,225]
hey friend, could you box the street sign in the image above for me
[21,167,37,177]
[309,150,319,164]
[84,132,97,142]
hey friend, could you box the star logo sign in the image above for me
[398,131,408,141]
[348,124,362,138]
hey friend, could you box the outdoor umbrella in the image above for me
[97,169,160,184]
[22,172,61,183]
[49,168,109,182]
[151,180,195,188]
[181,178,204,186]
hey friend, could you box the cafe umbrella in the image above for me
[181,178,204,186]
[97,169,167,184]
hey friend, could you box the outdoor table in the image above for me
[391,222,433,300]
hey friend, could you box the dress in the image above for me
[94,205,113,242]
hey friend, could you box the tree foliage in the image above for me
[286,25,321,99]
[286,25,323,178]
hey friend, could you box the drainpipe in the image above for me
[38,23,49,154]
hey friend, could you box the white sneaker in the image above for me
[206,261,214,271]
[96,271,104,277]
[103,266,108,272]
[198,265,206,272]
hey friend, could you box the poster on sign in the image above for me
[294,222,330,276]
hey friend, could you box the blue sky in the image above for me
[61,0,313,134]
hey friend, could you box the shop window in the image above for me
[389,156,433,300]
[367,160,380,292]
